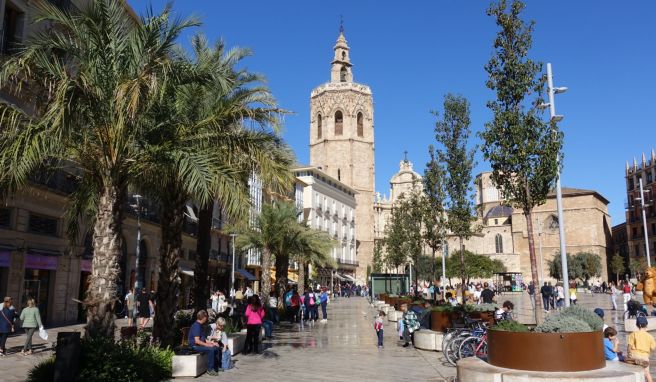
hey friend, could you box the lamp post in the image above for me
[229,232,237,301]
[442,241,448,300]
[544,63,570,306]
[637,178,652,267]
[132,194,142,292]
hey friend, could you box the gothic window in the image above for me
[342,51,346,60]
[495,234,503,253]
[338,169,341,181]
[317,114,322,139]
[547,215,559,232]
[340,66,347,82]
[357,112,364,137]
[335,111,343,135]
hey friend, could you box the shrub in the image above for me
[534,315,592,333]
[491,320,529,332]
[558,305,604,331]
[431,305,456,312]
[465,303,498,312]
[26,356,55,382]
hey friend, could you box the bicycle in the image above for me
[444,317,487,366]
[458,327,488,360]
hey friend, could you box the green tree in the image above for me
[433,94,477,296]
[572,252,602,283]
[401,189,425,292]
[446,251,506,283]
[423,145,447,285]
[372,240,384,274]
[384,195,411,273]
[0,0,196,338]
[609,254,626,284]
[292,227,335,294]
[628,257,646,279]
[547,253,574,281]
[480,0,563,323]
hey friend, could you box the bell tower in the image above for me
[309,28,375,283]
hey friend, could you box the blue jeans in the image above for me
[268,307,279,323]
[321,301,327,319]
[192,345,219,371]
[220,348,232,370]
[542,296,550,311]
[376,329,384,347]
[262,320,273,338]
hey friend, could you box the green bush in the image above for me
[558,305,604,331]
[491,320,529,332]
[534,315,592,333]
[465,303,497,312]
[431,305,456,312]
[26,356,55,382]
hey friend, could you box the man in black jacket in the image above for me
[540,282,553,312]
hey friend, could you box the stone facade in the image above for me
[624,150,656,267]
[309,31,374,283]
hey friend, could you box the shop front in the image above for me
[23,253,58,324]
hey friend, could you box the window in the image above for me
[495,234,503,253]
[629,179,634,190]
[28,214,58,236]
[1,3,25,55]
[648,172,653,184]
[633,227,638,238]
[337,169,341,181]
[340,66,347,82]
[341,51,346,60]
[357,112,364,137]
[636,245,641,257]
[0,208,10,228]
[317,114,322,139]
[494,219,498,225]
[334,111,343,135]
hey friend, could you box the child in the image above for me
[603,327,623,361]
[494,301,514,322]
[374,310,385,349]
[627,316,656,382]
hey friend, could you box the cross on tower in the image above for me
[403,150,408,162]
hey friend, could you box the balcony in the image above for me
[29,169,78,195]
[337,258,359,267]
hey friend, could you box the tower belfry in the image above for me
[309,29,375,284]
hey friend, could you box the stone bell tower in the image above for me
[309,27,375,283]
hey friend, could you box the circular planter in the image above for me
[468,311,495,326]
[430,311,456,332]
[487,330,605,372]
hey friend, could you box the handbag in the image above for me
[38,326,48,341]
[1,310,13,333]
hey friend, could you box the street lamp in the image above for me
[229,232,237,301]
[132,194,142,292]
[542,63,571,307]
[636,178,652,266]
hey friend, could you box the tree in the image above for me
[548,253,574,281]
[401,190,425,292]
[0,0,195,338]
[423,145,447,285]
[480,0,563,324]
[433,94,477,297]
[446,250,506,283]
[372,240,384,274]
[572,252,602,283]
[384,195,411,273]
[292,227,335,294]
[629,257,646,279]
[609,254,626,284]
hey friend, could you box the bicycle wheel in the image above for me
[458,336,481,359]
[441,330,457,354]
[447,333,469,366]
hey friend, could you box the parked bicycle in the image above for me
[442,317,488,366]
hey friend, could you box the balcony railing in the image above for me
[337,258,359,267]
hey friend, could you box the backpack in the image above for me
[309,293,315,306]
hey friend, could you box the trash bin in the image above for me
[54,332,81,382]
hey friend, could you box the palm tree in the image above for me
[0,0,195,338]
[137,36,293,346]
[292,228,335,294]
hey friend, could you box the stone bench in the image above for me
[387,310,401,322]
[227,333,246,356]
[624,316,656,332]
[434,332,444,351]
[413,330,438,351]
[457,357,644,382]
[172,353,207,378]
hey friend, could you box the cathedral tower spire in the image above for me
[331,28,353,83]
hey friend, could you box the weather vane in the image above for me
[404,150,408,162]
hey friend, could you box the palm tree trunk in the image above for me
[525,209,544,324]
[85,184,124,339]
[297,260,306,295]
[275,254,289,298]
[153,189,185,348]
[260,248,273,308]
[193,203,212,313]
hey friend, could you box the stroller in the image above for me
[625,299,648,320]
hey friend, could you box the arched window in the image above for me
[495,234,503,254]
[334,111,343,135]
[340,66,347,82]
[342,51,346,60]
[357,112,364,137]
[337,168,341,181]
[317,114,322,139]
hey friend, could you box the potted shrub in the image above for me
[430,305,461,332]
[487,306,605,372]
[464,303,497,325]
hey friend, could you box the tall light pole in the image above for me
[637,178,652,267]
[229,232,237,301]
[132,194,142,292]
[545,63,570,306]
[442,241,448,300]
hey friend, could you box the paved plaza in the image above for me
[0,293,655,381]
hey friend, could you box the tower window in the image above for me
[342,51,346,60]
[495,234,503,253]
[317,114,322,139]
[335,111,343,135]
[357,112,364,137]
[338,169,341,181]
[340,66,347,82]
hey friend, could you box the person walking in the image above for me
[569,287,577,305]
[124,288,135,327]
[243,295,265,355]
[0,297,16,356]
[374,310,385,349]
[211,291,219,312]
[527,281,536,309]
[284,287,293,322]
[137,288,153,329]
[290,290,301,323]
[319,288,329,322]
[540,282,552,312]
[610,282,618,310]
[623,281,632,312]
[480,282,495,304]
[555,283,565,309]
[268,291,279,324]
[19,299,42,356]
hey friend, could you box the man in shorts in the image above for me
[125,288,135,327]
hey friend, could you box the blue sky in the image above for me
[130,1,655,225]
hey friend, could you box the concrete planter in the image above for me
[468,311,495,326]
[414,330,437,351]
[434,332,444,351]
[387,310,401,322]
[172,353,207,378]
[487,329,605,372]
[227,333,246,356]
[624,316,656,332]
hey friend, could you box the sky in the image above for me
[130,0,656,225]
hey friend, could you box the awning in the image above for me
[180,265,194,277]
[236,268,257,281]
[340,273,357,282]
[334,273,345,281]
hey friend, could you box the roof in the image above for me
[485,205,513,219]
[547,187,610,205]
[292,166,358,195]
